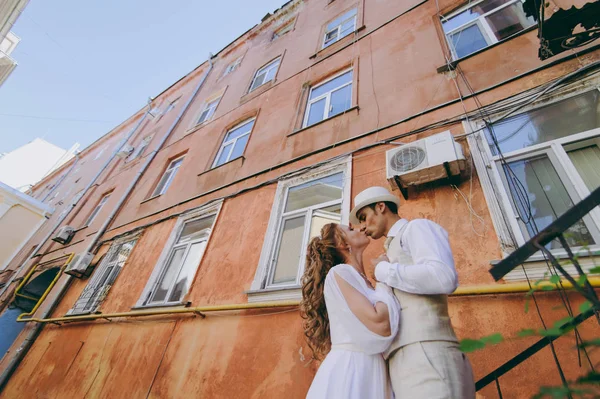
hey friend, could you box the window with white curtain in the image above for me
[251,159,351,297]
[474,87,600,254]
[442,0,536,59]
[137,206,219,308]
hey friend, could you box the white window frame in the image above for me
[151,155,185,198]
[466,82,600,281]
[223,57,243,77]
[248,157,352,302]
[196,97,221,125]
[84,192,111,227]
[67,233,141,315]
[135,201,222,308]
[302,68,353,128]
[442,0,534,60]
[322,8,357,49]
[248,57,281,92]
[212,118,255,168]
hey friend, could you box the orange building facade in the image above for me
[1,0,599,397]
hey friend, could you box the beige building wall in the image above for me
[0,205,43,270]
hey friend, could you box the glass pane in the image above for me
[310,71,353,100]
[329,84,352,117]
[321,204,342,214]
[150,247,186,303]
[340,19,356,37]
[485,3,535,41]
[215,143,233,166]
[486,90,600,155]
[198,109,211,124]
[272,216,305,284]
[250,73,266,91]
[306,98,326,127]
[323,30,338,47]
[442,0,514,32]
[225,120,254,141]
[505,156,595,248]
[568,145,600,192]
[449,24,489,58]
[285,172,343,212]
[230,135,250,160]
[179,217,214,242]
[309,211,342,240]
[327,8,357,31]
[168,241,206,302]
[265,65,278,82]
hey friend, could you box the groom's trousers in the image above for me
[389,341,475,399]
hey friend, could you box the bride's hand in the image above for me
[369,253,389,280]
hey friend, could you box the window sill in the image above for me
[184,119,214,136]
[131,302,187,311]
[240,81,275,105]
[309,25,366,60]
[140,194,162,205]
[436,26,537,73]
[198,156,245,177]
[288,105,359,137]
[246,285,302,303]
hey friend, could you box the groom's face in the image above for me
[356,203,387,240]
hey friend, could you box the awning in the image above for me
[523,0,600,60]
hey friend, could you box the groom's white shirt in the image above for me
[374,219,458,295]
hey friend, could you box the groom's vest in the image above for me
[385,223,458,358]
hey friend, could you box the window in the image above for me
[249,58,281,92]
[250,159,351,299]
[155,97,181,121]
[94,145,108,160]
[138,207,218,308]
[442,0,536,59]
[471,87,600,259]
[196,97,221,125]
[67,236,138,315]
[223,57,243,77]
[85,193,111,227]
[322,8,357,48]
[213,118,255,167]
[272,21,293,40]
[130,135,153,160]
[303,69,353,128]
[151,156,184,197]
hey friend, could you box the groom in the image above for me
[351,186,475,398]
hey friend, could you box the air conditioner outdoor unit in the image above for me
[386,131,466,190]
[116,144,134,158]
[52,226,75,245]
[65,252,95,278]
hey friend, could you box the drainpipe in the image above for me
[0,55,214,391]
[0,113,148,304]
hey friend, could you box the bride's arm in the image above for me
[334,274,392,337]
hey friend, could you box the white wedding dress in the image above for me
[306,264,400,399]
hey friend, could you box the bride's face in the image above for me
[338,224,369,252]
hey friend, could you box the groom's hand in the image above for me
[368,254,389,281]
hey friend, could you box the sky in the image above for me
[0,0,286,154]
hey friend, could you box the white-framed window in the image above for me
[196,97,221,125]
[249,57,281,92]
[136,203,221,308]
[322,8,357,48]
[151,156,185,197]
[223,57,243,77]
[272,21,294,41]
[130,135,153,160]
[84,192,111,227]
[303,69,353,128]
[249,158,351,302]
[467,83,600,279]
[67,235,139,315]
[441,0,536,60]
[213,118,255,168]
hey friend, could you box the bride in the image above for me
[300,223,400,399]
